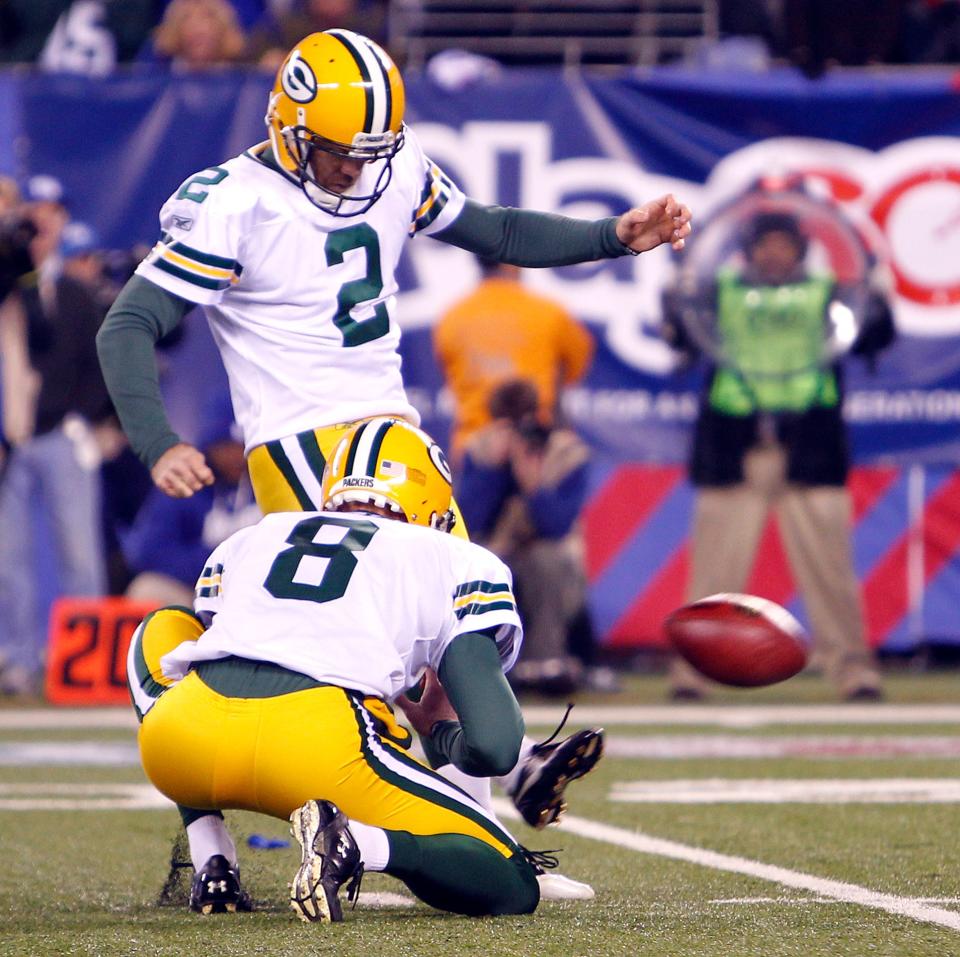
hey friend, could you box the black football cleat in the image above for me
[289,799,364,923]
[189,855,253,915]
[512,727,604,829]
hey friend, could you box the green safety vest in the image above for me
[708,270,840,416]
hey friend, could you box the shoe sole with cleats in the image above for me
[522,729,604,828]
[290,800,339,923]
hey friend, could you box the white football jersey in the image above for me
[135,129,465,453]
[160,511,523,701]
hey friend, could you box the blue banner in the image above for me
[6,65,960,647]
[5,66,960,465]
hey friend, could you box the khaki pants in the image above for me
[670,445,881,697]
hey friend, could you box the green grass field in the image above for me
[4,671,960,957]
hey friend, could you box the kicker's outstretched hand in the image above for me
[616,194,693,254]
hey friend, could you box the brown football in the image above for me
[664,593,809,688]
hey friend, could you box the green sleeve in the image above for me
[95,275,194,469]
[432,198,633,267]
[427,632,525,777]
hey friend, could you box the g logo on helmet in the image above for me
[281,50,318,104]
[429,444,452,485]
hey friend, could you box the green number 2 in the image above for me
[177,167,229,204]
[325,223,390,347]
[264,516,379,604]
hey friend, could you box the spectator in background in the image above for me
[192,0,269,31]
[0,175,111,695]
[902,0,960,64]
[458,379,600,696]
[661,209,894,702]
[782,0,901,76]
[0,177,38,471]
[60,222,112,309]
[434,258,594,468]
[246,0,386,70]
[0,0,157,73]
[124,400,260,606]
[145,0,247,71]
[56,221,155,594]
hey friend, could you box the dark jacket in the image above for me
[25,274,112,435]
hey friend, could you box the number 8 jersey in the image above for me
[135,129,465,454]
[160,511,522,701]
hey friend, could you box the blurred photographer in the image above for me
[0,177,39,467]
[458,378,594,695]
[0,175,111,695]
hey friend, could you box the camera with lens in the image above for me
[515,414,552,452]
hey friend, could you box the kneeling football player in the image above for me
[127,418,601,919]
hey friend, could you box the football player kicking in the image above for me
[102,28,670,899]
[128,419,599,921]
[96,28,691,508]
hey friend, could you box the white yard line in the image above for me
[491,798,960,932]
[604,735,960,758]
[4,777,960,931]
[609,778,960,803]
[6,704,960,731]
[0,782,172,810]
[710,897,960,906]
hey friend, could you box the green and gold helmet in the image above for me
[265,30,405,215]
[322,418,455,533]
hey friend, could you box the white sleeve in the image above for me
[407,133,466,237]
[135,165,244,305]
[193,538,230,622]
[433,543,523,673]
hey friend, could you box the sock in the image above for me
[186,814,238,871]
[385,831,539,916]
[496,735,536,796]
[436,764,495,812]
[348,820,390,871]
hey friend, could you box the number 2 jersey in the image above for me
[160,511,523,701]
[134,128,465,453]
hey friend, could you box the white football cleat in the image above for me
[536,871,596,901]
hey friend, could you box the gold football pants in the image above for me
[139,674,516,858]
[130,609,514,857]
[246,419,468,539]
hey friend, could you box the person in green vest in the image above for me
[662,210,895,702]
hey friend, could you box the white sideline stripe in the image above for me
[0,741,140,766]
[609,778,960,804]
[490,798,960,932]
[7,703,960,731]
[522,704,960,728]
[0,709,137,729]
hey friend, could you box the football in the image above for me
[664,593,809,687]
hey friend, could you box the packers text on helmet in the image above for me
[322,418,456,532]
